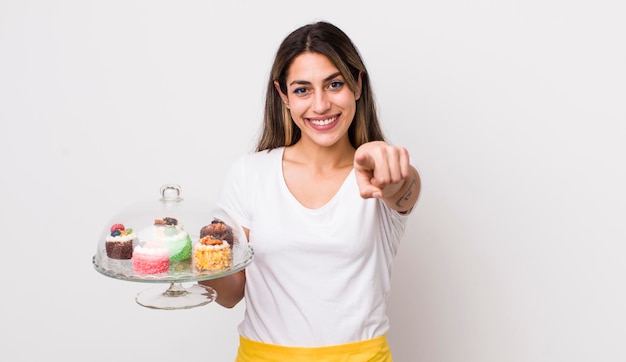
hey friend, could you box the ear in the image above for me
[274,80,289,107]
[355,72,363,100]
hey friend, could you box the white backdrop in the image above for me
[1,1,625,361]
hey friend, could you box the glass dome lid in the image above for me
[92,184,254,310]
[93,184,253,283]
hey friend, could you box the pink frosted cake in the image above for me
[132,241,170,274]
[105,223,137,260]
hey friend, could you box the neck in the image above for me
[286,139,355,170]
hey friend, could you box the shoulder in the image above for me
[226,147,284,178]
[237,147,284,168]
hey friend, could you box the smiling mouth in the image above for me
[308,116,337,126]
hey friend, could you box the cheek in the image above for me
[337,91,358,105]
[287,99,307,115]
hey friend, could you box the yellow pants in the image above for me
[235,334,393,362]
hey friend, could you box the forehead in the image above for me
[286,52,341,83]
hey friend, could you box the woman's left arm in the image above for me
[354,141,421,213]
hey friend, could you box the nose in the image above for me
[311,90,331,114]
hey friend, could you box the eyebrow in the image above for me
[288,71,343,87]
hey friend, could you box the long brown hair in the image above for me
[256,21,385,152]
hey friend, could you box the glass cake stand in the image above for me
[92,184,254,310]
[92,241,253,310]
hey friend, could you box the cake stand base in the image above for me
[135,282,217,310]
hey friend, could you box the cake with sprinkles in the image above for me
[193,219,234,271]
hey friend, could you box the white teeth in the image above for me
[310,117,336,126]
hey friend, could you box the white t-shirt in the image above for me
[218,147,409,347]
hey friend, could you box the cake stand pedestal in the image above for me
[135,282,218,310]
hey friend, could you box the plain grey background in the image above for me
[1,1,624,361]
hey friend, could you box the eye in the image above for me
[293,87,309,96]
[328,81,345,90]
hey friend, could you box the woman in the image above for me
[200,21,421,361]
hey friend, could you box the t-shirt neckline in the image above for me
[277,147,354,213]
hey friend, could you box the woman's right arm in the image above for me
[199,270,246,308]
